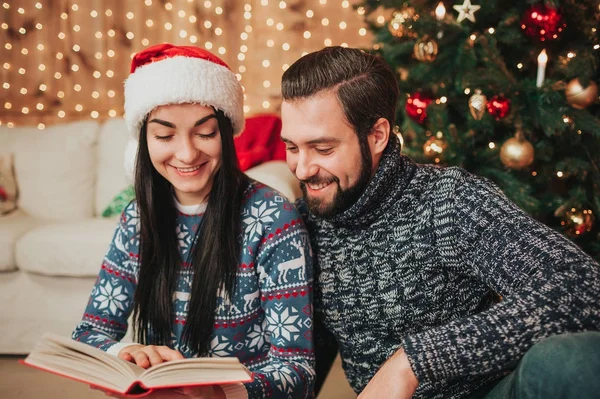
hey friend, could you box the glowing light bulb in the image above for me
[435,2,446,21]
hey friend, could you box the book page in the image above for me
[139,357,253,389]
[24,332,143,393]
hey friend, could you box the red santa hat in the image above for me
[123,43,244,181]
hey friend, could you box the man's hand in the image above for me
[91,385,226,398]
[358,348,419,399]
[118,345,185,368]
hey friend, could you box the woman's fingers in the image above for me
[132,350,153,368]
[155,346,185,361]
[118,345,184,368]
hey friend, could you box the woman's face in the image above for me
[146,103,222,205]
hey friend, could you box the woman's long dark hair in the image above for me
[132,109,249,356]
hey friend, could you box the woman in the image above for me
[73,44,315,399]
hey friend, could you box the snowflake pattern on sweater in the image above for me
[73,181,315,399]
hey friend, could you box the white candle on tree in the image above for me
[536,49,547,88]
[435,2,446,38]
[435,2,446,21]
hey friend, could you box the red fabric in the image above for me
[234,114,286,172]
[130,43,230,73]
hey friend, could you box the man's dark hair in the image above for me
[281,46,399,141]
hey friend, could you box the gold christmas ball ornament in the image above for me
[499,134,535,169]
[389,6,419,39]
[414,36,439,62]
[558,206,595,237]
[565,79,598,109]
[468,90,487,120]
[423,133,448,163]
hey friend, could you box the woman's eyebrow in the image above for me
[148,114,216,129]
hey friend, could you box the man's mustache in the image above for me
[299,175,339,187]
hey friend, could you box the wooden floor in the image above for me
[0,354,356,399]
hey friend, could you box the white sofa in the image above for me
[0,118,301,354]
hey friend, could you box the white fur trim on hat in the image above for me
[124,56,244,137]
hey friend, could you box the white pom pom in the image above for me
[124,139,139,183]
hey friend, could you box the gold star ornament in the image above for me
[453,0,481,23]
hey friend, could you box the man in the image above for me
[279,46,600,399]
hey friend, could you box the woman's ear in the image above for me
[368,117,390,157]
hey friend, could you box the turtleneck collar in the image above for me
[315,134,416,227]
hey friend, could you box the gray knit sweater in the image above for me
[297,134,600,398]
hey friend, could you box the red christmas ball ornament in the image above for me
[521,4,565,42]
[405,93,432,124]
[486,95,511,120]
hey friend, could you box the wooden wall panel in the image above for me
[0,0,374,128]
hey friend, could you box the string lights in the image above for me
[1,1,372,129]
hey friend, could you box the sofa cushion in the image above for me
[0,211,49,271]
[245,160,302,201]
[16,218,118,277]
[8,121,99,220]
[96,118,130,216]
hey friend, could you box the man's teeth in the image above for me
[308,182,329,190]
[177,165,201,172]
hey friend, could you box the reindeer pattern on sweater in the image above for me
[73,181,315,399]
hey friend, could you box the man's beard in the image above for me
[301,149,372,218]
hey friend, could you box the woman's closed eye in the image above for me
[196,131,218,139]
[154,134,173,141]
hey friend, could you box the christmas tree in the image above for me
[359,0,600,260]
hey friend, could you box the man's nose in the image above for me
[294,152,318,181]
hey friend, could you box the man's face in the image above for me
[281,91,373,217]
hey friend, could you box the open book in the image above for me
[21,333,253,397]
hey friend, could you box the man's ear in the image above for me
[368,117,390,157]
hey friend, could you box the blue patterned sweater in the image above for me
[73,181,315,398]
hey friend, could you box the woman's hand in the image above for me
[117,344,185,368]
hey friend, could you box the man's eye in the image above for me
[316,148,333,155]
[286,146,299,153]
